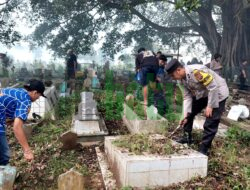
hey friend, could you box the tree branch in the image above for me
[0,0,10,6]
[129,7,192,33]
[180,8,211,42]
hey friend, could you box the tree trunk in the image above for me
[220,0,250,80]
[197,7,221,55]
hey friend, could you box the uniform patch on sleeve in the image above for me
[193,69,213,86]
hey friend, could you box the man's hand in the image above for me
[179,118,188,127]
[23,149,34,161]
[205,106,213,117]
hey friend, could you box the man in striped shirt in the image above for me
[0,79,46,165]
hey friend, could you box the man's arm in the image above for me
[242,69,247,78]
[13,118,34,161]
[183,85,193,117]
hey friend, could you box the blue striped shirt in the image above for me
[0,88,31,134]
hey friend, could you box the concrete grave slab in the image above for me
[123,103,168,134]
[105,136,208,189]
[72,115,108,143]
[0,166,17,190]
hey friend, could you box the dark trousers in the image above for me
[184,97,226,149]
[154,91,166,116]
[0,134,10,165]
[239,76,246,90]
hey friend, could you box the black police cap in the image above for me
[165,59,182,74]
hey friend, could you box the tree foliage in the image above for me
[0,0,24,44]
[29,0,250,77]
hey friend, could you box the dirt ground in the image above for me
[6,85,250,190]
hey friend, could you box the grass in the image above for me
[112,134,185,155]
[8,94,92,189]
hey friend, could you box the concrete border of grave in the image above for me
[123,103,168,134]
[193,115,228,137]
[71,115,109,143]
[105,136,207,189]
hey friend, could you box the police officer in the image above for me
[165,59,229,155]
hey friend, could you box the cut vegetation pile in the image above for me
[112,134,187,155]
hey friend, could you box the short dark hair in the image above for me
[159,54,167,61]
[137,47,145,54]
[214,53,222,59]
[157,51,162,54]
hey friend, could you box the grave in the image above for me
[0,166,17,190]
[28,85,59,119]
[71,92,108,143]
[123,103,168,134]
[105,136,207,189]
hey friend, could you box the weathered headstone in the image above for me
[0,166,16,190]
[58,169,84,190]
[83,78,92,89]
[59,131,78,150]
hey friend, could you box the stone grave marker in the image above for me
[83,78,91,89]
[0,166,17,190]
[80,92,93,103]
[58,169,84,190]
[59,131,78,150]
[78,101,97,115]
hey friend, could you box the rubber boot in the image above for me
[176,132,193,144]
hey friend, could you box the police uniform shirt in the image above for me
[181,64,229,115]
[0,88,31,134]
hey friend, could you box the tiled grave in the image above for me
[123,103,168,134]
[105,136,207,189]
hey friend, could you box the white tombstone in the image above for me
[78,102,98,115]
[80,92,93,103]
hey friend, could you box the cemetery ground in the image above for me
[6,90,250,190]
